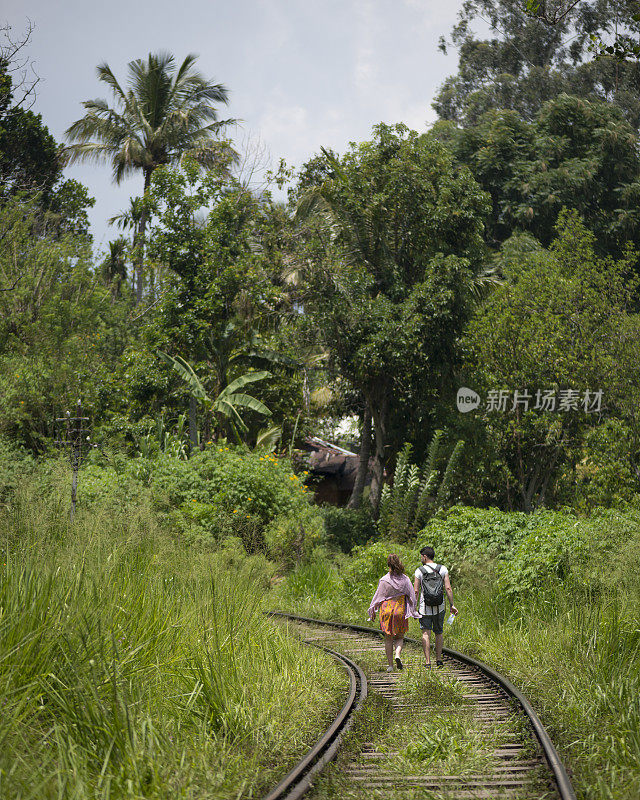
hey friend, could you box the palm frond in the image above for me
[255,425,281,451]
[95,62,129,105]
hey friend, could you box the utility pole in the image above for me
[55,400,90,522]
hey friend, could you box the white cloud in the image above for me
[259,98,309,147]
[12,0,464,244]
[354,0,380,93]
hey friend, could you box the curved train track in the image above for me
[264,612,577,800]
[261,627,367,800]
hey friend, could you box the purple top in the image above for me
[368,572,420,621]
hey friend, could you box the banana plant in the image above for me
[157,351,272,442]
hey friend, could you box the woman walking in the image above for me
[368,554,419,672]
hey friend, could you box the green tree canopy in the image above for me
[117,161,298,445]
[294,123,491,514]
[0,195,127,448]
[462,210,640,510]
[435,0,640,127]
[0,59,63,203]
[441,93,640,252]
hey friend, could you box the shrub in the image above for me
[497,511,586,601]
[160,447,312,524]
[321,505,377,553]
[264,508,325,567]
[345,540,419,586]
[53,445,317,556]
[417,505,535,572]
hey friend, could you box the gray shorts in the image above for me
[419,610,445,634]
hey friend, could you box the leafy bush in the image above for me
[321,505,377,553]
[264,508,325,566]
[417,505,535,571]
[169,500,265,550]
[18,445,322,560]
[497,511,586,601]
[76,462,149,509]
[345,540,420,587]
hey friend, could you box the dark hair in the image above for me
[387,553,405,575]
[420,546,435,559]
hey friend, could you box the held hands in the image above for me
[450,605,458,616]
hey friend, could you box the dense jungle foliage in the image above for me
[3,4,640,798]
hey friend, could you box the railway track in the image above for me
[265,612,576,800]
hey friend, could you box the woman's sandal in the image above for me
[395,656,403,670]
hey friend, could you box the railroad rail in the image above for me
[261,634,367,800]
[266,611,577,800]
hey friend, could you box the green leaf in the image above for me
[157,350,209,401]
[221,371,271,396]
[224,393,271,416]
[212,397,248,432]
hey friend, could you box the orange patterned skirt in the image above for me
[379,595,408,638]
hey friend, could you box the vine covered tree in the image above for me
[65,51,236,302]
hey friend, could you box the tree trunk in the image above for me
[369,394,389,519]
[347,400,372,510]
[135,168,153,304]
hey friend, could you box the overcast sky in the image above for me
[3,0,464,251]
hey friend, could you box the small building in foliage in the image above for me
[296,436,364,506]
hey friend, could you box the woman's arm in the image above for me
[367,577,384,620]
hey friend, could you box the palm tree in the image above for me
[65,51,236,302]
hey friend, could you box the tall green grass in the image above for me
[446,591,640,800]
[0,479,343,799]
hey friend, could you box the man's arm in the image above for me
[413,576,421,602]
[444,574,458,615]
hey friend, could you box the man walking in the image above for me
[414,546,457,668]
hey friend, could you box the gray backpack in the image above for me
[420,564,444,606]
